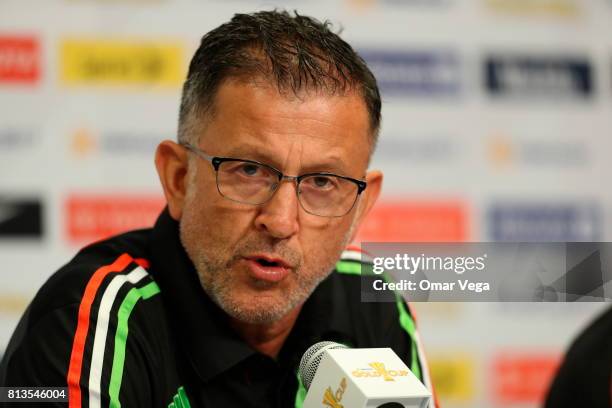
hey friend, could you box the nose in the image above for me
[253,178,300,239]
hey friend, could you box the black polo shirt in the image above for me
[0,209,428,407]
[545,305,612,408]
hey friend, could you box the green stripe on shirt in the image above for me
[109,281,160,408]
[395,294,422,381]
[335,260,423,380]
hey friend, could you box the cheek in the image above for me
[299,215,354,269]
[189,165,254,219]
[194,204,254,245]
[183,181,251,246]
[301,211,355,237]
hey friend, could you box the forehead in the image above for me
[199,79,372,173]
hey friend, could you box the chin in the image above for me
[221,294,296,324]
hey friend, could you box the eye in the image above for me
[305,175,337,190]
[238,163,261,176]
[313,176,331,187]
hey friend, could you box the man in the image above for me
[545,305,612,408]
[0,10,434,407]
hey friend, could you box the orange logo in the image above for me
[428,353,475,402]
[493,353,560,404]
[65,194,165,243]
[489,135,514,166]
[70,128,97,156]
[0,36,40,83]
[355,201,468,242]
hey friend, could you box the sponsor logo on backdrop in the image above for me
[65,0,165,3]
[355,201,468,242]
[0,294,30,315]
[348,0,451,8]
[410,303,464,320]
[488,203,600,241]
[0,36,40,84]
[485,55,593,100]
[60,39,184,87]
[0,128,37,151]
[485,0,580,17]
[360,50,461,97]
[493,354,560,404]
[70,127,167,156]
[0,197,43,238]
[428,354,475,402]
[71,128,96,156]
[375,136,458,164]
[488,134,589,167]
[65,194,165,243]
[496,301,606,314]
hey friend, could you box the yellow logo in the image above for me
[0,293,29,315]
[429,354,475,402]
[485,0,580,17]
[60,38,184,87]
[352,362,409,381]
[322,377,347,408]
[346,0,376,9]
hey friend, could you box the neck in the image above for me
[229,306,302,359]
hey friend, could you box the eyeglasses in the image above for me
[181,143,367,217]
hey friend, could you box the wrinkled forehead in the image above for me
[200,79,373,175]
[203,70,377,145]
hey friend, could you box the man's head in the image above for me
[177,10,381,147]
[155,10,383,325]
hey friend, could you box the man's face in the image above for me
[176,79,379,324]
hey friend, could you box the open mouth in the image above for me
[245,256,290,283]
[256,258,280,267]
[247,254,289,269]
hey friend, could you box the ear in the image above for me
[155,140,189,221]
[349,170,383,242]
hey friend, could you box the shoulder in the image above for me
[331,246,402,309]
[8,228,166,358]
[546,306,612,407]
[325,247,418,341]
[30,229,156,320]
[0,229,167,390]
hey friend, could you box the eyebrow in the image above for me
[221,146,351,176]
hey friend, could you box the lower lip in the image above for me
[245,259,289,283]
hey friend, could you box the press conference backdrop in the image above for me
[1,1,611,407]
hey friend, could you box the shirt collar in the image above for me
[148,208,254,382]
[147,208,357,382]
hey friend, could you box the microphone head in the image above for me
[298,341,348,390]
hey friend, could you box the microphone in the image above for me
[298,341,431,408]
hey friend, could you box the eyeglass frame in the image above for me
[180,142,368,217]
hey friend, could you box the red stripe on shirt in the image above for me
[67,253,134,408]
[134,258,150,269]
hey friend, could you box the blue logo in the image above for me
[373,135,458,165]
[488,203,600,241]
[360,50,461,97]
[485,55,593,99]
[0,128,37,151]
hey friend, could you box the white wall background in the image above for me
[1,1,610,407]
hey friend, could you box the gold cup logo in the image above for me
[369,362,395,381]
[352,362,409,381]
[322,377,347,408]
